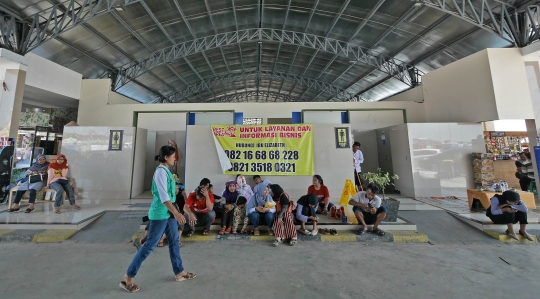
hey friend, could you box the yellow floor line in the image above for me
[320,231,357,242]
[33,230,78,243]
[131,230,145,243]
[387,231,429,243]
[0,229,14,237]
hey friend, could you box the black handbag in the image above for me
[28,174,47,183]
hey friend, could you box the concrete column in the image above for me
[0,68,26,139]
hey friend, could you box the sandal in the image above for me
[119,281,140,293]
[175,272,197,282]
[185,231,194,237]
[202,230,209,235]
[273,238,282,247]
[505,230,519,241]
[225,227,232,234]
[8,207,20,213]
[71,204,81,210]
[519,230,534,241]
[268,229,274,236]
[290,238,297,246]
[24,208,34,213]
[373,228,385,236]
[54,208,61,214]
[320,228,330,235]
[157,240,164,247]
[356,228,367,235]
[300,229,311,236]
[329,229,338,235]
[219,227,226,235]
[254,228,260,236]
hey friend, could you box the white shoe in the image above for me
[311,229,318,236]
[301,229,311,235]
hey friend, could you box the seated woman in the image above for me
[269,184,298,246]
[235,175,254,200]
[8,154,49,213]
[247,179,275,236]
[296,193,319,236]
[220,180,239,234]
[486,190,534,241]
[307,175,335,214]
[46,154,80,214]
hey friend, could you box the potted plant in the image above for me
[362,169,400,222]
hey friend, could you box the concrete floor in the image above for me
[1,241,539,299]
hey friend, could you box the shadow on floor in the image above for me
[65,211,142,244]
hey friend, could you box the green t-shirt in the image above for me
[148,166,176,220]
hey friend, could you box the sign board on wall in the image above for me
[211,125,314,175]
[334,127,350,149]
[109,130,123,151]
[490,131,506,137]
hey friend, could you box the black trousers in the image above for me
[221,209,234,227]
[488,211,528,225]
[519,176,533,192]
[14,189,37,204]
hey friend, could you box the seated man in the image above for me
[247,177,275,236]
[184,178,215,236]
[348,184,388,236]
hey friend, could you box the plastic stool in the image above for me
[529,180,537,195]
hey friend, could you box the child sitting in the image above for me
[232,196,249,234]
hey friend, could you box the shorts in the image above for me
[354,170,362,186]
[352,205,388,224]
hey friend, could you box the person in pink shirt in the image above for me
[46,154,81,214]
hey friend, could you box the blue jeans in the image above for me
[249,211,275,229]
[127,218,184,277]
[186,210,215,231]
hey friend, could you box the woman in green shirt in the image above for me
[120,146,196,293]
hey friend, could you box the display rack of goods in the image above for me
[472,153,495,188]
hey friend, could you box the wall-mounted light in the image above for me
[114,5,125,11]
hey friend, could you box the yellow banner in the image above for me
[212,124,314,176]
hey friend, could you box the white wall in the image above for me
[384,86,424,102]
[77,79,428,127]
[25,53,82,100]
[132,128,147,197]
[387,124,415,197]
[109,91,140,104]
[184,124,352,202]
[137,113,187,131]
[303,111,343,124]
[193,112,234,125]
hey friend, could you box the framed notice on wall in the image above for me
[109,130,123,151]
[334,127,350,149]
[211,125,314,176]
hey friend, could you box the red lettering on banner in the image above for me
[279,132,302,138]
[265,126,295,132]
[213,126,237,137]
[298,125,312,132]
[240,127,263,133]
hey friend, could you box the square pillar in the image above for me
[0,68,26,139]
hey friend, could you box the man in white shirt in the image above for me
[348,184,388,236]
[352,142,364,192]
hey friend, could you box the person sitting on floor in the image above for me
[296,193,319,236]
[184,178,215,236]
[9,154,49,213]
[219,180,239,234]
[247,178,275,236]
[486,190,534,241]
[46,154,81,214]
[236,174,254,200]
[269,184,298,246]
[232,196,249,234]
[307,174,335,214]
[348,184,387,236]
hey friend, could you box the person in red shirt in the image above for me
[307,175,335,214]
[184,178,215,235]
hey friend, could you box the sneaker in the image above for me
[311,229,318,236]
[300,229,311,235]
[290,238,297,246]
[273,238,282,247]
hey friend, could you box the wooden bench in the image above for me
[466,189,536,210]
[8,185,66,208]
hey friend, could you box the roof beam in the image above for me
[0,0,142,54]
[107,28,422,102]
[188,90,299,103]
[162,70,358,103]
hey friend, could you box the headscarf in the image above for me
[48,154,69,170]
[236,175,254,200]
[222,180,239,204]
[269,184,284,199]
[247,179,272,212]
[297,193,318,207]
[28,154,49,172]
[167,140,178,149]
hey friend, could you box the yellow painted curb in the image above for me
[320,231,357,242]
[484,230,538,243]
[0,229,14,237]
[388,231,429,243]
[33,230,78,243]
[250,235,274,241]
[131,230,145,243]
[182,231,218,242]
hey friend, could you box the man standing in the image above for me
[348,184,387,236]
[184,178,215,236]
[352,141,364,192]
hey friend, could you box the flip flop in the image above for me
[329,228,338,235]
[356,228,366,235]
[373,228,386,236]
[157,241,164,247]
[175,272,197,282]
[119,281,140,293]
[320,228,330,235]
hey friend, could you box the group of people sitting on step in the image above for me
[140,171,390,247]
[7,154,80,214]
